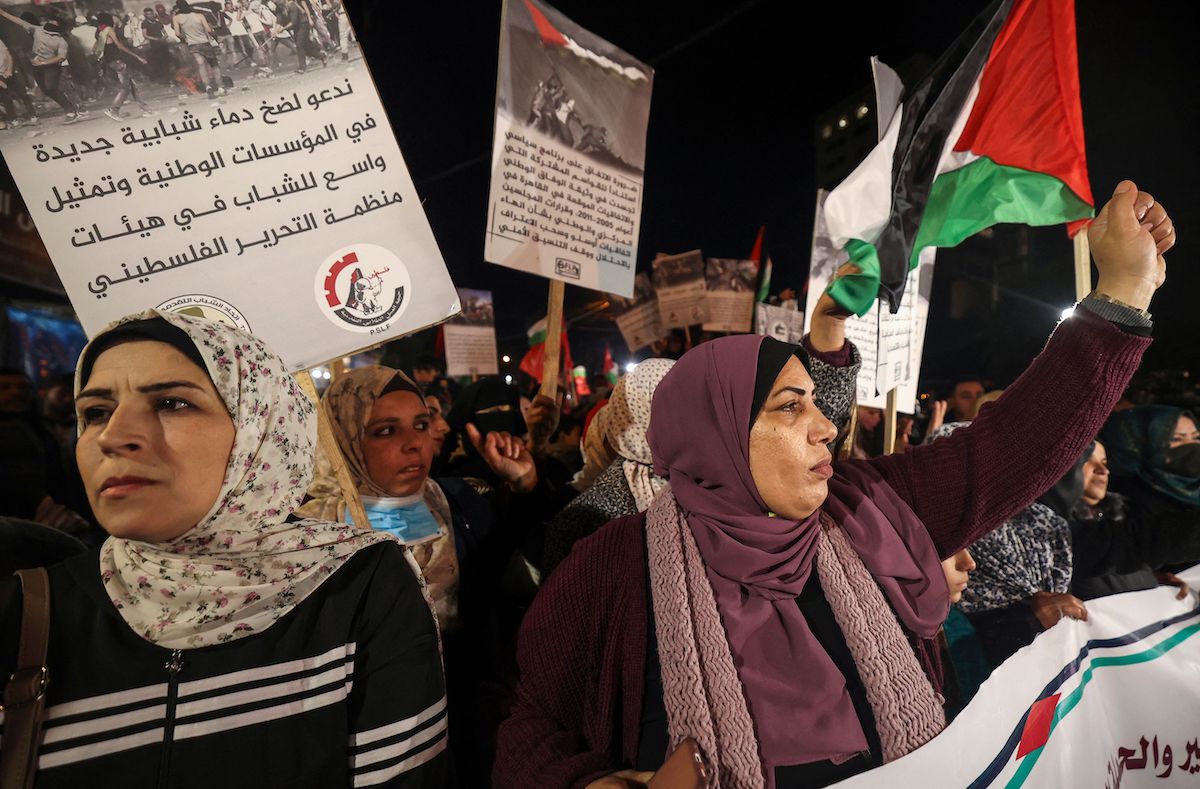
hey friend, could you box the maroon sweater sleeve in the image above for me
[863,307,1150,559]
[494,515,648,789]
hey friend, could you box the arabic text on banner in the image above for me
[0,36,459,371]
[653,250,708,330]
[805,190,934,412]
[609,271,664,352]
[831,565,1200,789]
[484,0,653,296]
[444,289,500,377]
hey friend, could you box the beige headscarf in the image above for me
[570,401,614,491]
[606,359,674,510]
[87,310,395,649]
[296,366,462,631]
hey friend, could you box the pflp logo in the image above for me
[315,244,412,335]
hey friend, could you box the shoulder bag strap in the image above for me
[1,567,51,789]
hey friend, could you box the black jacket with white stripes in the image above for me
[0,542,448,788]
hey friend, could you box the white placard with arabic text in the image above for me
[0,51,458,371]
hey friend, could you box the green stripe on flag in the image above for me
[826,157,1093,318]
[827,239,885,317]
[1004,621,1200,789]
[916,157,1094,253]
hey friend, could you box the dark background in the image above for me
[4,0,1198,396]
[351,0,1198,394]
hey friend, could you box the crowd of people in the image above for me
[0,181,1192,788]
[0,0,353,128]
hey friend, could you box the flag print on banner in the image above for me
[831,565,1200,788]
[823,0,1093,315]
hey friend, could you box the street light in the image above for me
[502,354,511,363]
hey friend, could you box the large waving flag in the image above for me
[824,0,1093,316]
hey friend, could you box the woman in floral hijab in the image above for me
[0,309,448,786]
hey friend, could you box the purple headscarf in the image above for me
[647,335,946,769]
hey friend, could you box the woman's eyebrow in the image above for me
[770,385,808,399]
[137,381,205,394]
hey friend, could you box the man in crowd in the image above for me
[0,37,37,128]
[0,7,85,123]
[948,377,985,422]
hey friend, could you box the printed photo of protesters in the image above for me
[705,257,758,294]
[652,250,705,290]
[451,289,496,327]
[0,0,359,133]
[498,0,652,174]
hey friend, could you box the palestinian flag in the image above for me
[602,346,618,385]
[824,0,1093,316]
[523,0,649,82]
[519,328,574,385]
[747,226,774,303]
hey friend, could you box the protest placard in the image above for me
[832,565,1200,789]
[443,288,499,377]
[703,257,758,333]
[653,250,708,330]
[484,0,653,297]
[0,10,459,372]
[610,271,665,352]
[755,302,806,344]
[805,190,934,412]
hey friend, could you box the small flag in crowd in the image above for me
[603,346,619,385]
[823,0,1093,315]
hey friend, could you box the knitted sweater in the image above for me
[494,308,1150,788]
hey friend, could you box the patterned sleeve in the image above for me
[347,544,449,788]
[805,339,862,434]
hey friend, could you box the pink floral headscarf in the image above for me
[86,309,393,648]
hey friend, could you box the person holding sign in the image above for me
[495,181,1173,787]
[0,311,448,786]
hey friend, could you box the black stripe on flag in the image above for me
[876,0,1014,311]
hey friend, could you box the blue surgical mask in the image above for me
[349,493,444,545]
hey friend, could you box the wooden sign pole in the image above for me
[1073,231,1091,303]
[296,370,371,530]
[883,388,899,455]
[539,279,566,399]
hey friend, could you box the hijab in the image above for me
[445,377,527,486]
[571,401,613,491]
[295,366,459,628]
[1101,405,1200,507]
[647,335,946,768]
[88,311,393,649]
[605,359,674,510]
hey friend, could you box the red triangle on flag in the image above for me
[522,0,567,47]
[1016,693,1061,759]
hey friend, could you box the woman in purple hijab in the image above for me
[495,181,1174,788]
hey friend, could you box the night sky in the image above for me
[346,0,1199,389]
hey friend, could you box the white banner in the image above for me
[702,258,758,333]
[484,0,653,296]
[611,271,665,352]
[834,565,1200,788]
[443,288,498,378]
[653,250,708,329]
[0,17,458,371]
[805,190,934,412]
